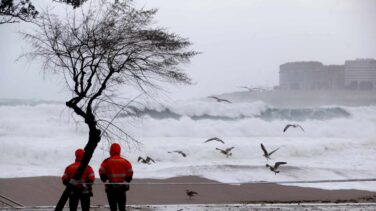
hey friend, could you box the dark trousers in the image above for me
[69,192,90,211]
[106,187,127,211]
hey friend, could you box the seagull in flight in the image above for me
[168,150,187,157]
[266,162,287,174]
[137,156,156,164]
[260,143,279,160]
[283,124,304,133]
[216,147,235,158]
[208,96,232,103]
[186,189,198,200]
[239,86,266,92]
[204,137,225,144]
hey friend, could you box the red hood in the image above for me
[110,143,121,156]
[75,149,85,162]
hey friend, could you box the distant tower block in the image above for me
[344,59,376,90]
[278,61,345,91]
[278,59,376,91]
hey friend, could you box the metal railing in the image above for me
[76,178,376,185]
[0,193,24,208]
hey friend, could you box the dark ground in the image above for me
[0,176,376,207]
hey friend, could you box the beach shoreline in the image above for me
[1,176,375,207]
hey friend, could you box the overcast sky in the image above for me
[0,0,375,101]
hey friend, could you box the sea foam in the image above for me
[0,99,375,191]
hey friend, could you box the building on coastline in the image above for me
[344,59,376,90]
[278,59,376,91]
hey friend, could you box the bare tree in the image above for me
[0,0,88,24]
[53,0,88,8]
[23,1,198,210]
[0,0,38,24]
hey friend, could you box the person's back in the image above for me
[62,149,95,211]
[99,143,133,211]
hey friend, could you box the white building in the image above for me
[344,59,376,90]
[279,59,376,91]
[279,62,344,90]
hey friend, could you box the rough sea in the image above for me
[0,98,375,191]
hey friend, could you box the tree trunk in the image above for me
[55,121,101,211]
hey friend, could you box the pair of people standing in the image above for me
[62,143,133,211]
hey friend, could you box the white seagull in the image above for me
[208,96,232,103]
[239,86,266,92]
[204,137,225,144]
[216,147,235,158]
[260,143,280,160]
[168,150,187,157]
[137,156,156,164]
[283,124,304,133]
[186,189,198,200]
[266,162,287,174]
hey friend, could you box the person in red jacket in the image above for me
[62,149,95,211]
[99,143,133,211]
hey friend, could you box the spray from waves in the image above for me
[1,99,376,192]
[0,98,375,138]
[136,106,351,121]
[122,100,351,121]
[0,100,87,138]
[0,98,353,122]
[0,98,62,106]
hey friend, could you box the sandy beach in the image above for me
[1,176,376,208]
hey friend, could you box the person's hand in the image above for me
[63,179,70,186]
[69,179,79,186]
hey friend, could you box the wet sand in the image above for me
[0,176,375,207]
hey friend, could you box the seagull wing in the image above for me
[176,151,186,157]
[146,156,156,163]
[226,146,235,152]
[260,143,268,155]
[208,96,219,101]
[137,156,143,162]
[204,137,216,143]
[222,99,232,103]
[275,162,287,169]
[268,147,280,156]
[297,124,305,132]
[283,124,291,132]
[187,190,198,195]
[216,138,225,144]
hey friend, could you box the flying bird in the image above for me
[260,143,279,160]
[186,189,198,200]
[168,150,187,157]
[283,124,304,133]
[216,147,235,158]
[137,156,156,164]
[204,137,225,144]
[266,162,287,174]
[208,96,232,103]
[239,86,266,92]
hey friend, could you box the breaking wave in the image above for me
[1,98,376,191]
[0,98,375,138]
[116,99,355,121]
[136,105,351,121]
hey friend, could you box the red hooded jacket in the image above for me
[62,149,95,191]
[99,143,133,183]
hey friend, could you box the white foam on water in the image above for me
[0,99,375,191]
